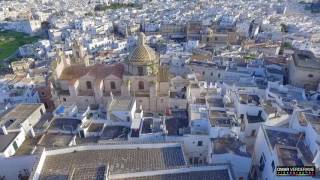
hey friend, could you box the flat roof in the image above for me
[100,126,130,140]
[207,97,224,108]
[246,113,264,123]
[264,127,314,165]
[0,132,19,152]
[239,94,260,105]
[0,104,42,130]
[276,145,304,166]
[49,118,81,132]
[292,50,320,70]
[189,104,208,121]
[108,97,135,112]
[38,133,74,149]
[87,123,104,133]
[39,144,186,179]
[212,137,250,157]
[209,110,232,127]
[298,112,320,134]
[141,118,162,134]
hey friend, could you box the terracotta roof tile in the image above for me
[59,64,124,81]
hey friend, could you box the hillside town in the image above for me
[0,0,320,180]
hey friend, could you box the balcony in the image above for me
[78,90,94,96]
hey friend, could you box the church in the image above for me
[51,33,170,112]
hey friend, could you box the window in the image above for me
[210,72,213,76]
[197,141,203,146]
[259,153,266,171]
[86,81,92,89]
[218,73,221,78]
[251,130,256,136]
[127,116,130,122]
[202,71,205,75]
[308,74,314,78]
[189,158,193,164]
[138,67,143,75]
[271,161,275,172]
[138,81,144,90]
[240,119,245,131]
[110,81,116,90]
[63,98,66,102]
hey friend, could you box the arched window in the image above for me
[138,81,144,90]
[110,81,116,89]
[86,81,92,89]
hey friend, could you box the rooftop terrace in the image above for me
[108,97,135,112]
[0,132,19,152]
[0,103,42,130]
[48,118,81,133]
[206,97,224,108]
[264,127,314,165]
[246,112,265,123]
[238,94,260,105]
[100,126,130,140]
[298,112,320,133]
[38,133,74,149]
[212,137,250,157]
[141,118,162,134]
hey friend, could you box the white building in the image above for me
[209,137,252,180]
[252,125,317,180]
[0,103,46,157]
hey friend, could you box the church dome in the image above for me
[128,32,157,64]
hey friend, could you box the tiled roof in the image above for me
[59,63,124,81]
[116,169,231,180]
[128,33,157,64]
[39,145,186,179]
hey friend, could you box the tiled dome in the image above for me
[128,32,157,64]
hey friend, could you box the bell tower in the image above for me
[71,39,89,66]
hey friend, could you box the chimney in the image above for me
[1,126,8,135]
[30,127,36,137]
